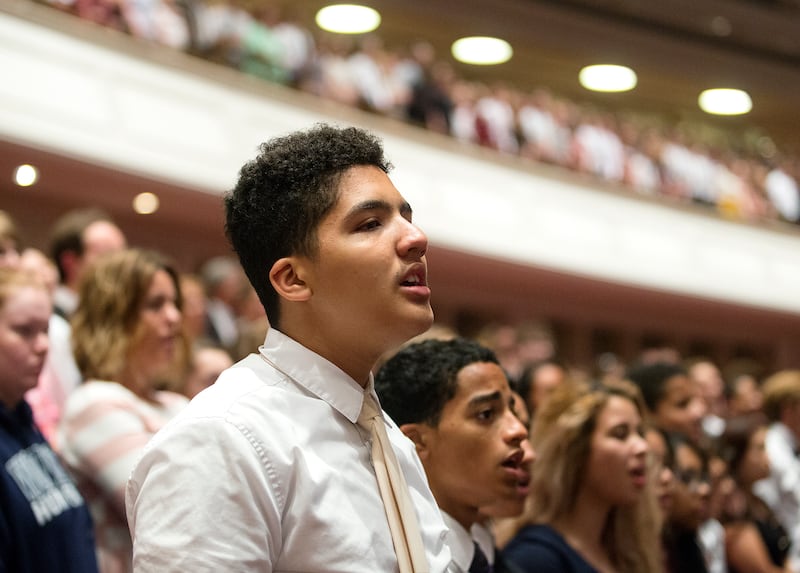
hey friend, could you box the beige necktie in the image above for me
[358,393,429,573]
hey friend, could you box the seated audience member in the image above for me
[686,357,728,442]
[198,255,245,350]
[516,358,566,420]
[626,361,707,444]
[719,414,793,573]
[177,273,209,344]
[375,337,530,573]
[646,427,676,573]
[59,249,189,573]
[49,208,127,319]
[0,267,99,572]
[700,450,732,573]
[646,427,676,519]
[18,247,82,446]
[663,433,712,573]
[180,341,233,399]
[727,372,764,418]
[754,370,800,571]
[503,379,661,573]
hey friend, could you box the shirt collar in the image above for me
[441,511,474,572]
[259,328,368,423]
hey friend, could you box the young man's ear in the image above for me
[399,423,431,460]
[269,257,311,302]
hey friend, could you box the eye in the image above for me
[610,424,630,440]
[476,407,495,422]
[12,324,47,339]
[357,219,381,232]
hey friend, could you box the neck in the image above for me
[279,320,383,388]
[555,489,613,568]
[440,501,479,532]
[118,368,156,401]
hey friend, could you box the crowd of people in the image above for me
[32,0,800,227]
[2,124,800,572]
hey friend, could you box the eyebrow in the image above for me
[468,390,503,408]
[345,199,412,219]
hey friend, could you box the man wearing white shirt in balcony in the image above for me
[126,124,452,572]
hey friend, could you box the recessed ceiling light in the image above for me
[451,36,513,66]
[13,164,38,187]
[710,16,732,37]
[133,192,160,215]
[579,64,637,92]
[698,88,752,115]
[315,4,381,34]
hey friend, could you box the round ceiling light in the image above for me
[133,192,160,215]
[579,64,638,93]
[451,36,513,65]
[698,88,752,116]
[315,4,381,34]
[13,164,38,187]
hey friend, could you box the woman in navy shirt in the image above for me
[503,379,662,573]
[0,267,98,572]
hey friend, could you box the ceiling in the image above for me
[285,0,800,156]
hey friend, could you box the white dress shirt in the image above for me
[442,512,474,573]
[126,328,452,572]
[754,422,800,569]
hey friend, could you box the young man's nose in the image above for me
[397,219,428,257]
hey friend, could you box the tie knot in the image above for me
[357,393,381,428]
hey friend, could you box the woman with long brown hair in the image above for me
[503,379,662,573]
[59,248,189,573]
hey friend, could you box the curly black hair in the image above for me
[374,337,499,427]
[224,124,391,327]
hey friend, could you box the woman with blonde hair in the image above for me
[503,379,662,573]
[59,249,189,573]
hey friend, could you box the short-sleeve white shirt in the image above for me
[126,328,452,572]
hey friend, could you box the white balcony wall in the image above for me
[2,5,800,317]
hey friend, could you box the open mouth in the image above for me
[400,267,427,287]
[502,450,531,492]
[502,450,524,469]
[630,466,647,486]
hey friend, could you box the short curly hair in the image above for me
[374,337,499,427]
[224,124,391,328]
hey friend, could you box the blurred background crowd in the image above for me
[29,0,800,227]
[3,204,800,571]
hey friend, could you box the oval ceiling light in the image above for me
[13,164,38,187]
[133,192,160,215]
[315,4,381,34]
[579,64,637,93]
[698,88,752,116]
[451,36,513,65]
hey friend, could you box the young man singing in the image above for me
[126,124,452,572]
